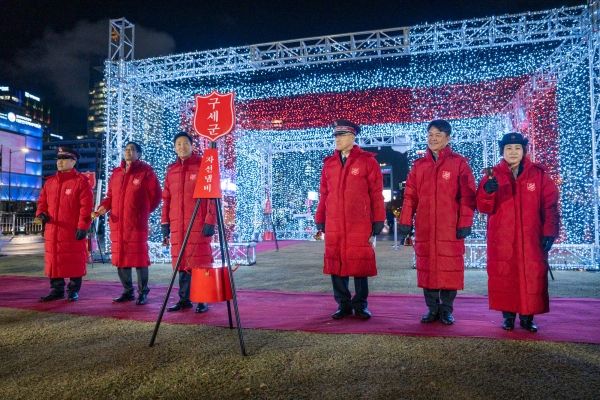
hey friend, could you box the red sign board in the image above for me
[81,171,96,189]
[193,148,222,199]
[192,91,235,142]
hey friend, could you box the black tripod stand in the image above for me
[149,151,246,356]
[89,217,105,268]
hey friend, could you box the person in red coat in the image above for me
[399,120,476,325]
[315,120,386,320]
[476,133,559,332]
[96,142,162,305]
[36,147,93,302]
[161,132,216,313]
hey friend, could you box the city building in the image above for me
[87,65,107,139]
[0,85,47,213]
[42,139,102,182]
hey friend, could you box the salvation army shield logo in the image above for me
[527,183,536,191]
[65,189,72,195]
[133,178,141,186]
[351,168,359,176]
[190,174,197,181]
[193,91,235,142]
[442,171,451,180]
[81,171,96,189]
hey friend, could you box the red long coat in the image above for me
[315,145,385,277]
[99,160,162,268]
[476,158,559,315]
[399,146,476,290]
[161,154,215,271]
[36,168,93,278]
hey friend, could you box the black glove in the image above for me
[37,213,50,223]
[75,229,87,240]
[399,224,412,236]
[541,236,555,252]
[372,221,385,236]
[161,224,170,238]
[483,177,499,194]
[315,223,325,232]
[456,227,472,239]
[202,223,215,237]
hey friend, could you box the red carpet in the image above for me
[1,276,598,344]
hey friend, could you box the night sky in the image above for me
[0,0,586,137]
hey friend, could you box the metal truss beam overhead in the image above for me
[115,6,587,83]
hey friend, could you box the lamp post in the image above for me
[8,148,29,214]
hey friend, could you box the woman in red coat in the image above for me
[315,120,386,320]
[476,133,559,332]
[36,147,93,302]
[399,120,476,325]
[97,142,162,305]
[161,132,215,313]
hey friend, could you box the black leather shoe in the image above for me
[195,303,209,313]
[420,310,439,323]
[39,291,65,302]
[332,309,353,319]
[502,318,515,330]
[167,302,193,312]
[355,308,372,319]
[136,293,148,305]
[113,293,135,302]
[440,311,455,325]
[67,292,78,302]
[520,319,538,332]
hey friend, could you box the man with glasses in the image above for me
[96,142,162,305]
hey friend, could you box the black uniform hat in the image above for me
[56,146,80,160]
[332,119,361,137]
[498,132,528,155]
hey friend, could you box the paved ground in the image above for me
[0,235,44,256]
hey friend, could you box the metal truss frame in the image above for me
[119,6,586,85]
[109,18,134,63]
[105,5,600,268]
[589,0,600,254]
[479,32,592,167]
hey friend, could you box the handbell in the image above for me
[91,212,98,220]
[33,217,42,225]
[313,230,323,240]
[404,234,413,246]
[485,167,494,179]
[162,237,170,247]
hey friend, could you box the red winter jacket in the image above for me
[99,160,162,268]
[161,153,215,271]
[36,168,93,278]
[476,158,559,315]
[399,146,476,290]
[315,145,385,277]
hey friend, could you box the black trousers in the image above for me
[331,275,369,311]
[178,271,192,304]
[502,311,534,321]
[50,277,82,295]
[117,267,149,295]
[423,288,457,313]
